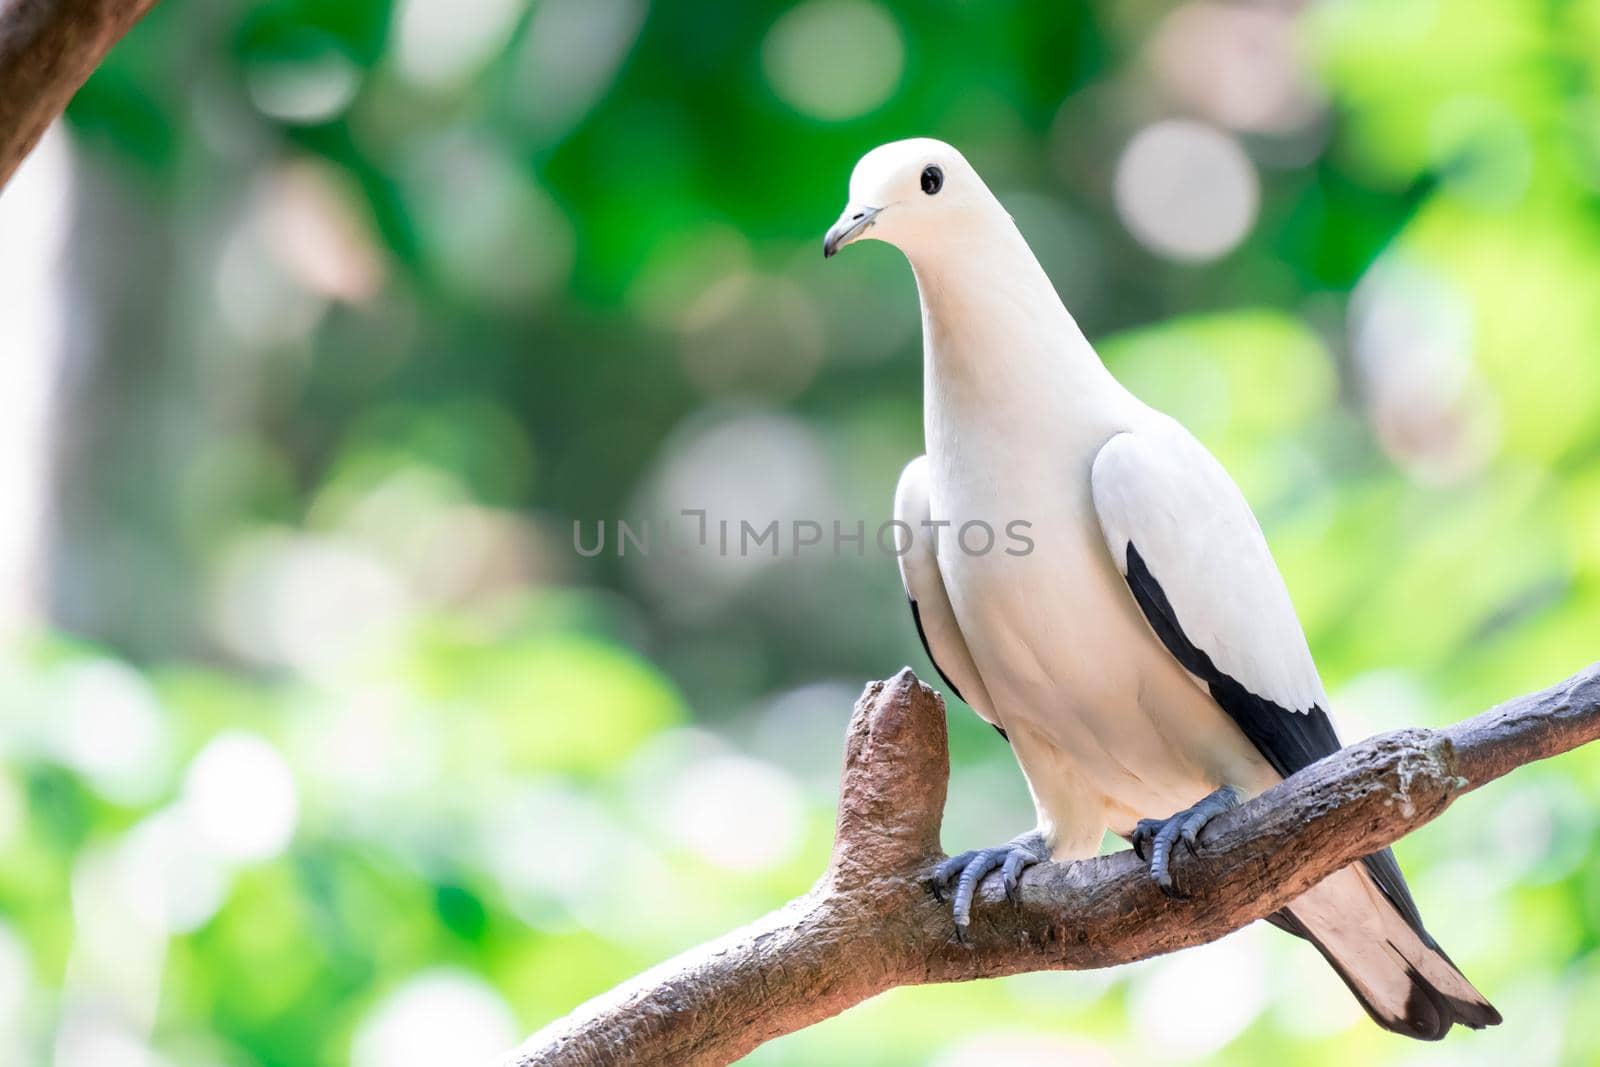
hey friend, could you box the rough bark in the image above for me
[502,660,1600,1066]
[0,0,158,190]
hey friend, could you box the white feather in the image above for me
[1090,422,1331,717]
[893,455,997,723]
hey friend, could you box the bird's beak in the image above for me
[823,205,882,259]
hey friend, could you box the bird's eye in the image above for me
[921,164,944,196]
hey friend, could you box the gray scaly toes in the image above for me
[928,830,1050,942]
[1129,785,1241,897]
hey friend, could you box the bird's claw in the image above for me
[1129,786,1240,898]
[928,831,1050,941]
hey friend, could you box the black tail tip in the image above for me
[1386,968,1501,1041]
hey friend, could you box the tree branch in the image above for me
[501,661,1600,1067]
[0,0,158,189]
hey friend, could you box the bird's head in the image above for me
[822,138,994,259]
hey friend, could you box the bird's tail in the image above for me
[1274,863,1501,1040]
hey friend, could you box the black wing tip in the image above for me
[906,596,967,705]
[1122,541,1342,780]
[1127,544,1504,1040]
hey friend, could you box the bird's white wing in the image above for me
[1089,422,1339,776]
[1091,421,1500,1037]
[894,456,1000,730]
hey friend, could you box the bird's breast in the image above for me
[926,430,1119,686]
[926,439,1243,822]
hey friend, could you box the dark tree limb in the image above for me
[0,0,158,189]
[501,662,1600,1067]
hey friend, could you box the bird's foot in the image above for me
[928,830,1050,942]
[1130,786,1241,898]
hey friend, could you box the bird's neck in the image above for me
[905,218,1127,458]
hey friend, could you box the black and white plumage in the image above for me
[827,138,1499,1039]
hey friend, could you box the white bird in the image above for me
[823,138,1499,1040]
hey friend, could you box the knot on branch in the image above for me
[826,668,949,890]
[1316,727,1463,827]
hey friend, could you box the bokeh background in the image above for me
[3,0,1600,1063]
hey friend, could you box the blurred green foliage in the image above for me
[3,0,1600,1064]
